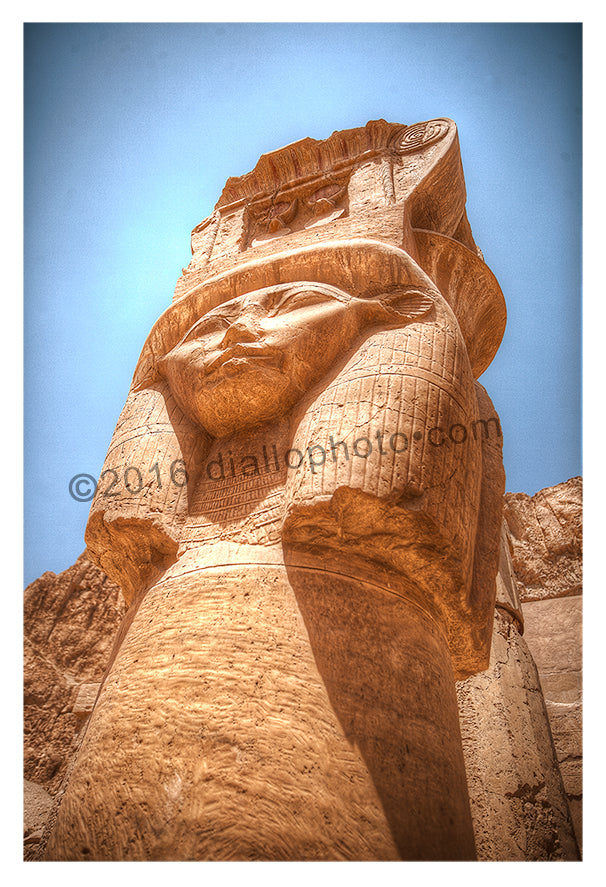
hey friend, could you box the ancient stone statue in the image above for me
[46,119,507,861]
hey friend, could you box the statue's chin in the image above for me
[194,410,282,440]
[163,355,309,438]
[178,383,297,439]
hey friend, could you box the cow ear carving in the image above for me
[365,286,434,322]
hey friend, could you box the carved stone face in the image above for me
[158,281,432,437]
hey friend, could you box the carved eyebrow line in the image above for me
[177,289,272,343]
[178,310,232,345]
[175,283,352,346]
[272,285,350,312]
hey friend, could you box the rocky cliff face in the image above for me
[503,476,582,602]
[503,476,582,852]
[23,551,125,857]
[24,478,582,859]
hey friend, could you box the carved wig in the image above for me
[85,235,504,677]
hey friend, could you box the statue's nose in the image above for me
[220,319,261,349]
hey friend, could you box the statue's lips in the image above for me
[203,345,284,376]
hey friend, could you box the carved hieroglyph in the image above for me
[46,119,507,861]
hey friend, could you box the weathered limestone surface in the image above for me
[457,610,578,860]
[503,477,582,851]
[23,551,125,858]
[23,779,53,860]
[24,551,126,790]
[522,597,582,847]
[456,524,579,860]
[503,476,582,602]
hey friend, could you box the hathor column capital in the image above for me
[50,119,507,861]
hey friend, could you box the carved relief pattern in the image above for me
[85,382,208,600]
[183,427,288,548]
[246,173,350,247]
[285,303,481,585]
[393,119,451,154]
[47,119,509,863]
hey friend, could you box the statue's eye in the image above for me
[273,289,335,314]
[181,313,230,343]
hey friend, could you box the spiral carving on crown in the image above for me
[393,119,450,153]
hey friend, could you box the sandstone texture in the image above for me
[503,476,582,602]
[23,779,53,860]
[23,551,125,858]
[503,477,582,851]
[456,526,578,860]
[25,119,579,861]
[45,118,508,861]
[457,610,577,860]
[24,480,582,861]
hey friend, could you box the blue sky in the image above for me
[23,22,582,585]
